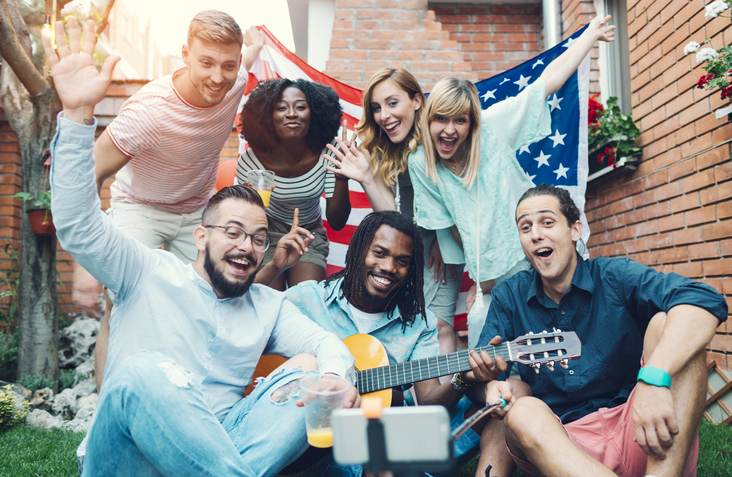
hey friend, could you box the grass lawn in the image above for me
[0,421,730,476]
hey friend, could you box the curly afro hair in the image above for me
[240,79,342,154]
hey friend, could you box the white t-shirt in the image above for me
[348,303,387,334]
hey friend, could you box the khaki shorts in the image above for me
[107,201,202,263]
[262,215,329,269]
[420,229,462,326]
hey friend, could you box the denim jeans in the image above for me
[83,351,308,477]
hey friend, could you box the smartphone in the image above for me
[332,406,451,466]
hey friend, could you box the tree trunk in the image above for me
[15,89,60,387]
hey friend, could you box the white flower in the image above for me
[696,47,719,63]
[705,0,729,18]
[683,41,701,55]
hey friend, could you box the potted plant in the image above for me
[13,191,54,236]
[588,95,642,178]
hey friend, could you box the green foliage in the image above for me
[0,332,18,382]
[12,190,51,210]
[0,242,19,334]
[702,45,732,91]
[18,374,54,392]
[588,96,642,165]
[0,385,28,431]
[0,426,84,476]
[58,369,77,391]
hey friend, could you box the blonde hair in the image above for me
[188,10,243,47]
[357,68,424,187]
[420,78,481,188]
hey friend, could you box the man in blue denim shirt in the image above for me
[44,18,357,477]
[286,211,520,476]
[474,185,727,477]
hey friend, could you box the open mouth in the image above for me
[438,137,458,155]
[368,273,394,292]
[534,247,554,259]
[225,255,254,276]
[383,121,401,136]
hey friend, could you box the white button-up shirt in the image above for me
[50,115,353,418]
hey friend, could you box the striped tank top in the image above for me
[236,146,336,225]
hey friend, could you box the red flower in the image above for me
[605,145,617,168]
[588,94,604,125]
[696,73,715,89]
[721,85,732,100]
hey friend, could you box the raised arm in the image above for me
[541,15,616,97]
[44,18,150,298]
[243,26,265,72]
[94,129,130,192]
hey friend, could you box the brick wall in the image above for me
[326,0,476,90]
[432,2,543,80]
[566,0,732,367]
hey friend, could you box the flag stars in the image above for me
[481,89,497,102]
[554,163,570,179]
[514,74,531,90]
[518,144,531,155]
[549,129,567,147]
[562,37,576,48]
[548,94,563,111]
[532,59,544,69]
[534,150,551,168]
[499,77,510,85]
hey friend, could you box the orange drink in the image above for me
[241,170,275,208]
[307,427,334,448]
[257,188,273,208]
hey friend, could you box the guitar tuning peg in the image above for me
[532,363,541,374]
[559,359,569,369]
[546,361,555,372]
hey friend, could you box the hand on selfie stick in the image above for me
[41,18,120,119]
[271,208,314,271]
[484,380,514,419]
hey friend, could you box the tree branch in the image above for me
[0,1,49,97]
[97,0,116,35]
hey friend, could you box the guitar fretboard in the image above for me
[356,343,511,394]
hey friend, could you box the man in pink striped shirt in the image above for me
[72,10,264,388]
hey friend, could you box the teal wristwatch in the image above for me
[637,366,672,388]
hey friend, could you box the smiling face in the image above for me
[515,194,582,295]
[428,112,471,161]
[272,86,311,141]
[369,79,422,145]
[195,198,268,298]
[358,225,413,309]
[181,38,241,107]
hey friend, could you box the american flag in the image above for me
[228,26,591,329]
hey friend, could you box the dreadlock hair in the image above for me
[327,211,426,330]
[202,184,264,224]
[516,184,581,226]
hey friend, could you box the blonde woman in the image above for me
[408,16,616,349]
[326,68,464,354]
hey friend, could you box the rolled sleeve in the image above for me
[408,150,454,230]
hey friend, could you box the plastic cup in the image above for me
[241,170,275,207]
[299,373,350,448]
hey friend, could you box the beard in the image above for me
[203,246,258,298]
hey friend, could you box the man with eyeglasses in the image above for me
[45,18,357,476]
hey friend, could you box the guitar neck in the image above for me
[356,343,512,394]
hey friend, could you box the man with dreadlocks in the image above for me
[286,211,517,476]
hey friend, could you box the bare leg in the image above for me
[475,379,531,477]
[642,313,706,476]
[503,397,615,477]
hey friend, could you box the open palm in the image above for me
[41,18,119,111]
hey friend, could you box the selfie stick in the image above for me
[361,398,455,477]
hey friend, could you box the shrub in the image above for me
[19,374,54,392]
[0,384,28,430]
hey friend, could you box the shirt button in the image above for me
[568,370,575,375]
[561,310,566,315]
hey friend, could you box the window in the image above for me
[594,0,632,112]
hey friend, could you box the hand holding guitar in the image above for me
[464,335,509,383]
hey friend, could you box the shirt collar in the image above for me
[526,254,594,305]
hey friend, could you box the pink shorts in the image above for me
[508,389,699,477]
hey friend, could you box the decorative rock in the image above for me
[29,387,54,409]
[0,380,31,400]
[62,418,89,434]
[75,393,97,422]
[51,388,79,420]
[59,317,99,369]
[26,409,63,429]
[74,356,95,382]
[71,378,96,397]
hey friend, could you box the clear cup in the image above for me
[241,170,276,207]
[299,373,350,448]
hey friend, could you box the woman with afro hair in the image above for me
[237,78,351,290]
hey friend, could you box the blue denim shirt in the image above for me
[50,115,353,419]
[286,277,439,366]
[478,256,727,424]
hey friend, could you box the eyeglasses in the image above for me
[204,225,270,252]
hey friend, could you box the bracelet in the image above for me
[637,366,672,388]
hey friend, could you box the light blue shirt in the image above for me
[409,78,551,282]
[285,277,439,366]
[50,115,353,419]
